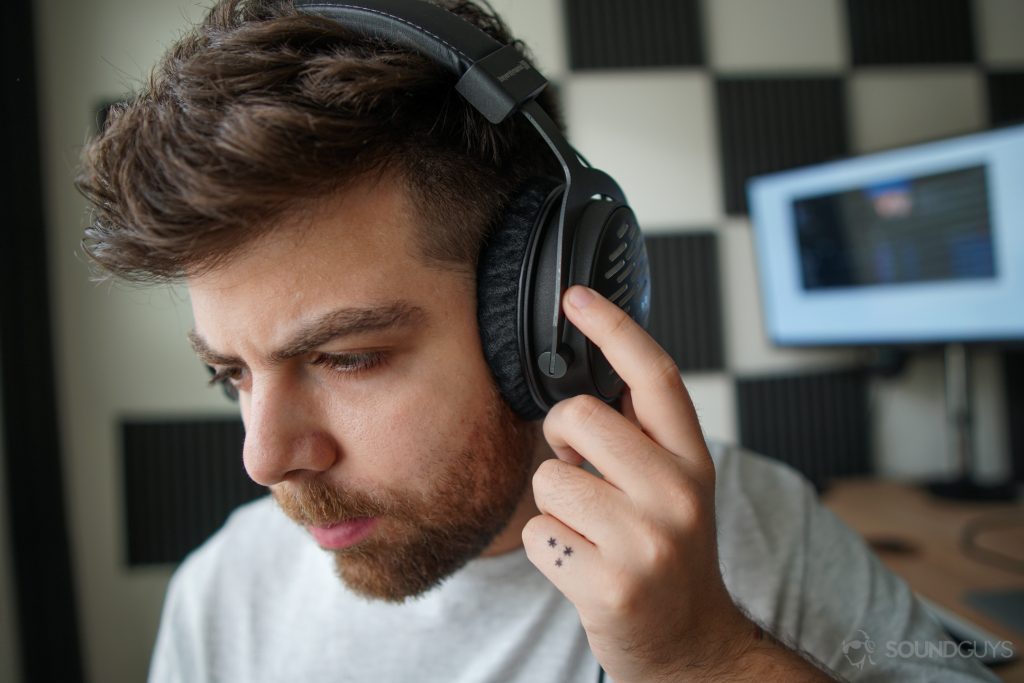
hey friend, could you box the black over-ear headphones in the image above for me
[295,0,651,423]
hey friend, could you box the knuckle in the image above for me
[667,478,696,513]
[541,408,560,440]
[695,455,717,490]
[562,394,606,429]
[604,575,634,613]
[650,354,683,390]
[680,450,717,495]
[665,478,707,526]
[622,441,664,478]
[531,461,550,494]
[604,569,645,615]
[521,514,546,540]
[533,458,591,503]
[640,523,678,569]
[606,308,633,339]
[532,457,562,486]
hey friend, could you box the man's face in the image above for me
[187,173,548,603]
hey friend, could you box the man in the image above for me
[76,1,999,681]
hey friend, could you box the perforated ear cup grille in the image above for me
[476,177,561,421]
[596,215,650,324]
[590,210,651,397]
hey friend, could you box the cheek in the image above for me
[344,341,496,483]
[309,374,471,485]
[313,282,498,484]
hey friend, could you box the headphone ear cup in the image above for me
[477,177,562,421]
[525,196,650,411]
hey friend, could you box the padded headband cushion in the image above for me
[476,176,560,421]
[296,0,498,73]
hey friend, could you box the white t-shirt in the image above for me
[149,442,1000,682]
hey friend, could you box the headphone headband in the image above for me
[295,0,648,414]
[295,0,547,124]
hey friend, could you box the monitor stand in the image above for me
[925,343,1017,501]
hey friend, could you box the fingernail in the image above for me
[568,286,594,309]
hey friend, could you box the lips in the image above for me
[308,517,378,550]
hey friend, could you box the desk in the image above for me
[823,479,1024,682]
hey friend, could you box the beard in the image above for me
[271,384,538,604]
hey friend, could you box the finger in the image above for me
[563,285,708,468]
[550,442,586,467]
[522,511,599,606]
[530,456,636,550]
[544,394,682,501]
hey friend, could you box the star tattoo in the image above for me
[563,546,573,557]
[555,558,563,567]
[547,537,557,548]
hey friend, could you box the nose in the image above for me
[241,373,338,486]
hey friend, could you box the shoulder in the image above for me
[704,441,823,629]
[150,496,309,681]
[705,442,999,680]
[708,439,812,497]
[708,439,817,544]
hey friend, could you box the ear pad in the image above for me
[477,177,562,421]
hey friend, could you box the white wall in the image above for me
[35,1,1021,682]
[35,2,228,681]
[525,0,1016,481]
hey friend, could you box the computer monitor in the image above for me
[747,124,1024,347]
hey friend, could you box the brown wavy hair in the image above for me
[76,0,562,283]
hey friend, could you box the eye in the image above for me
[311,351,386,376]
[205,365,242,401]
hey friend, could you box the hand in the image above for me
[522,284,751,683]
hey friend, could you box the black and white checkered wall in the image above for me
[494,0,1024,483]
[122,0,1024,564]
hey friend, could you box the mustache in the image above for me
[272,477,410,527]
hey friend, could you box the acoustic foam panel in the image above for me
[737,368,871,489]
[846,0,976,65]
[122,418,264,565]
[644,233,724,372]
[565,0,703,70]
[716,77,848,215]
[988,72,1024,127]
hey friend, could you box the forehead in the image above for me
[186,174,469,346]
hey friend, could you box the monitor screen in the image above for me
[747,124,1024,346]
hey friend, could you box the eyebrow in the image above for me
[188,301,427,367]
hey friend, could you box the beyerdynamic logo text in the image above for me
[498,60,530,82]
